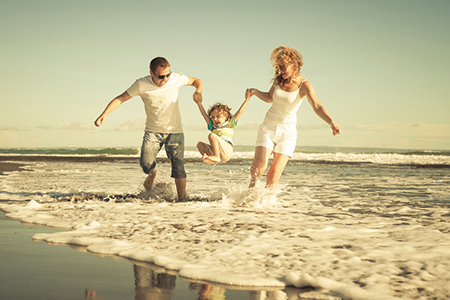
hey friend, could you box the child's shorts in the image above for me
[205,134,234,163]
[255,122,297,158]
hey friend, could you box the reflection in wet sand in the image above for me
[134,264,177,300]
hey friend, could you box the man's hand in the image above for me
[193,91,203,104]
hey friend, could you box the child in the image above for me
[195,96,250,164]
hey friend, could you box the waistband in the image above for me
[261,120,297,130]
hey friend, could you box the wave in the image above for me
[1,147,449,167]
[1,146,449,156]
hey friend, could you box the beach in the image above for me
[1,147,450,299]
[1,210,273,300]
[0,161,267,300]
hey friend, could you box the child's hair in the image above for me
[207,103,232,121]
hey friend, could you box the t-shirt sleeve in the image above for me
[177,72,190,86]
[208,118,213,131]
[230,116,237,128]
[126,80,140,97]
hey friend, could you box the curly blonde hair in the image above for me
[207,103,232,121]
[270,45,304,86]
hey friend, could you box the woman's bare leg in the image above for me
[266,152,290,187]
[249,146,272,188]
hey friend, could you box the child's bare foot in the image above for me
[202,153,220,165]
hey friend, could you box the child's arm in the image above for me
[233,95,250,122]
[196,101,210,124]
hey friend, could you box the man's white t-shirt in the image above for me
[126,73,189,133]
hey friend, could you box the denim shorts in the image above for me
[140,132,186,179]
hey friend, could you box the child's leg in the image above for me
[203,133,221,164]
[197,141,213,156]
[197,139,219,164]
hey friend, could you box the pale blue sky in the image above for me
[1,0,449,149]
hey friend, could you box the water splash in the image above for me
[221,182,285,208]
[136,182,175,202]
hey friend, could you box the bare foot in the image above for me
[143,169,157,192]
[202,153,220,165]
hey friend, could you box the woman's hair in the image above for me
[270,45,304,85]
[207,103,232,121]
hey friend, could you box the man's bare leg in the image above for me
[143,169,157,192]
[175,177,186,201]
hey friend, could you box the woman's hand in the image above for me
[331,122,341,136]
[94,115,105,127]
[245,88,256,98]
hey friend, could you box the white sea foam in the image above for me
[290,152,450,165]
[1,157,450,299]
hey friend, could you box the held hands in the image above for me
[245,88,256,98]
[193,91,203,104]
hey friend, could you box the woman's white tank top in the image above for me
[263,80,307,126]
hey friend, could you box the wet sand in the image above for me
[0,210,278,300]
[0,162,26,175]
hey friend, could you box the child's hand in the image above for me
[193,91,203,104]
[245,88,255,98]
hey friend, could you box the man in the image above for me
[94,57,203,201]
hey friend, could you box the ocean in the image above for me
[1,146,449,300]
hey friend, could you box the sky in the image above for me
[1,0,449,150]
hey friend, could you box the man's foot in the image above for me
[176,195,188,202]
[143,170,157,192]
[202,153,220,165]
[174,177,186,202]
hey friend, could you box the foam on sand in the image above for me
[1,156,450,299]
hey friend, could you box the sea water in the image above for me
[1,146,450,300]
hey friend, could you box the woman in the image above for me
[246,45,340,188]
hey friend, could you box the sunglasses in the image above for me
[277,64,294,72]
[155,71,172,79]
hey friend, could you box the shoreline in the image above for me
[0,155,139,163]
[0,155,254,165]
[2,155,449,169]
[0,210,288,299]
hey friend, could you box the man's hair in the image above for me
[207,103,232,121]
[150,57,170,73]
